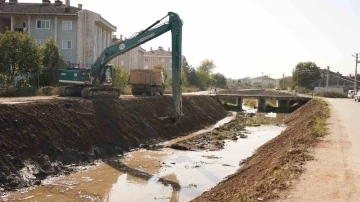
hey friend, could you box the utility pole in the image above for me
[326,66,330,92]
[261,72,264,89]
[352,53,360,93]
[282,72,285,90]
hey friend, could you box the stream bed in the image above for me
[2,107,288,202]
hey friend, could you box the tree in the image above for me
[153,64,168,79]
[181,70,188,87]
[213,73,227,88]
[198,59,216,74]
[292,61,321,89]
[0,29,42,87]
[112,65,129,93]
[187,66,198,86]
[278,77,293,90]
[196,70,210,90]
[39,38,65,86]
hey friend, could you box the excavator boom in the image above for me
[58,12,183,118]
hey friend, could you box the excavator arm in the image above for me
[59,12,183,119]
[93,12,183,118]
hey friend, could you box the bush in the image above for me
[1,84,36,97]
[314,91,347,98]
[15,84,36,96]
[36,86,59,96]
[295,86,311,94]
[122,85,132,95]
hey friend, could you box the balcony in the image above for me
[13,27,28,33]
[0,15,30,34]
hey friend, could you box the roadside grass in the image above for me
[314,91,347,98]
[164,86,200,94]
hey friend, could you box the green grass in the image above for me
[308,98,330,137]
[314,91,347,98]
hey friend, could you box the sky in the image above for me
[20,0,360,79]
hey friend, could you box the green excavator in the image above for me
[58,12,183,119]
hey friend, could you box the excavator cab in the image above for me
[104,65,113,84]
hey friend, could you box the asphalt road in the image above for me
[277,98,360,202]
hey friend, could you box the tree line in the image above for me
[152,58,227,91]
[278,61,322,92]
[0,30,64,96]
[0,30,227,96]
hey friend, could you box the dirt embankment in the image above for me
[0,95,228,191]
[193,99,329,202]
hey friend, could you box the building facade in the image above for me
[111,35,146,73]
[144,46,185,78]
[313,68,360,90]
[250,75,277,88]
[239,77,251,85]
[0,0,116,68]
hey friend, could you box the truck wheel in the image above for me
[151,87,156,96]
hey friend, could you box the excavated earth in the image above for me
[193,99,325,202]
[0,95,228,191]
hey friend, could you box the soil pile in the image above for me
[0,95,227,191]
[193,99,327,202]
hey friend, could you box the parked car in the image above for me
[354,92,360,102]
[348,90,355,98]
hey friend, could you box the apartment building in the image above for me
[250,75,277,88]
[111,35,146,73]
[144,46,185,78]
[0,0,116,68]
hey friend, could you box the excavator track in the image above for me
[59,85,120,99]
[59,86,83,97]
[81,86,120,99]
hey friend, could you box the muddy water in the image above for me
[3,108,287,202]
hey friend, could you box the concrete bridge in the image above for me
[214,89,311,112]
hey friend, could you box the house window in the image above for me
[145,58,148,61]
[22,22,27,28]
[36,20,50,29]
[62,40,72,49]
[62,21,72,30]
[161,58,165,62]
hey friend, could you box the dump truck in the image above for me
[129,69,165,96]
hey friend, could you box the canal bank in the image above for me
[3,103,290,201]
[0,96,228,191]
[193,98,329,202]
